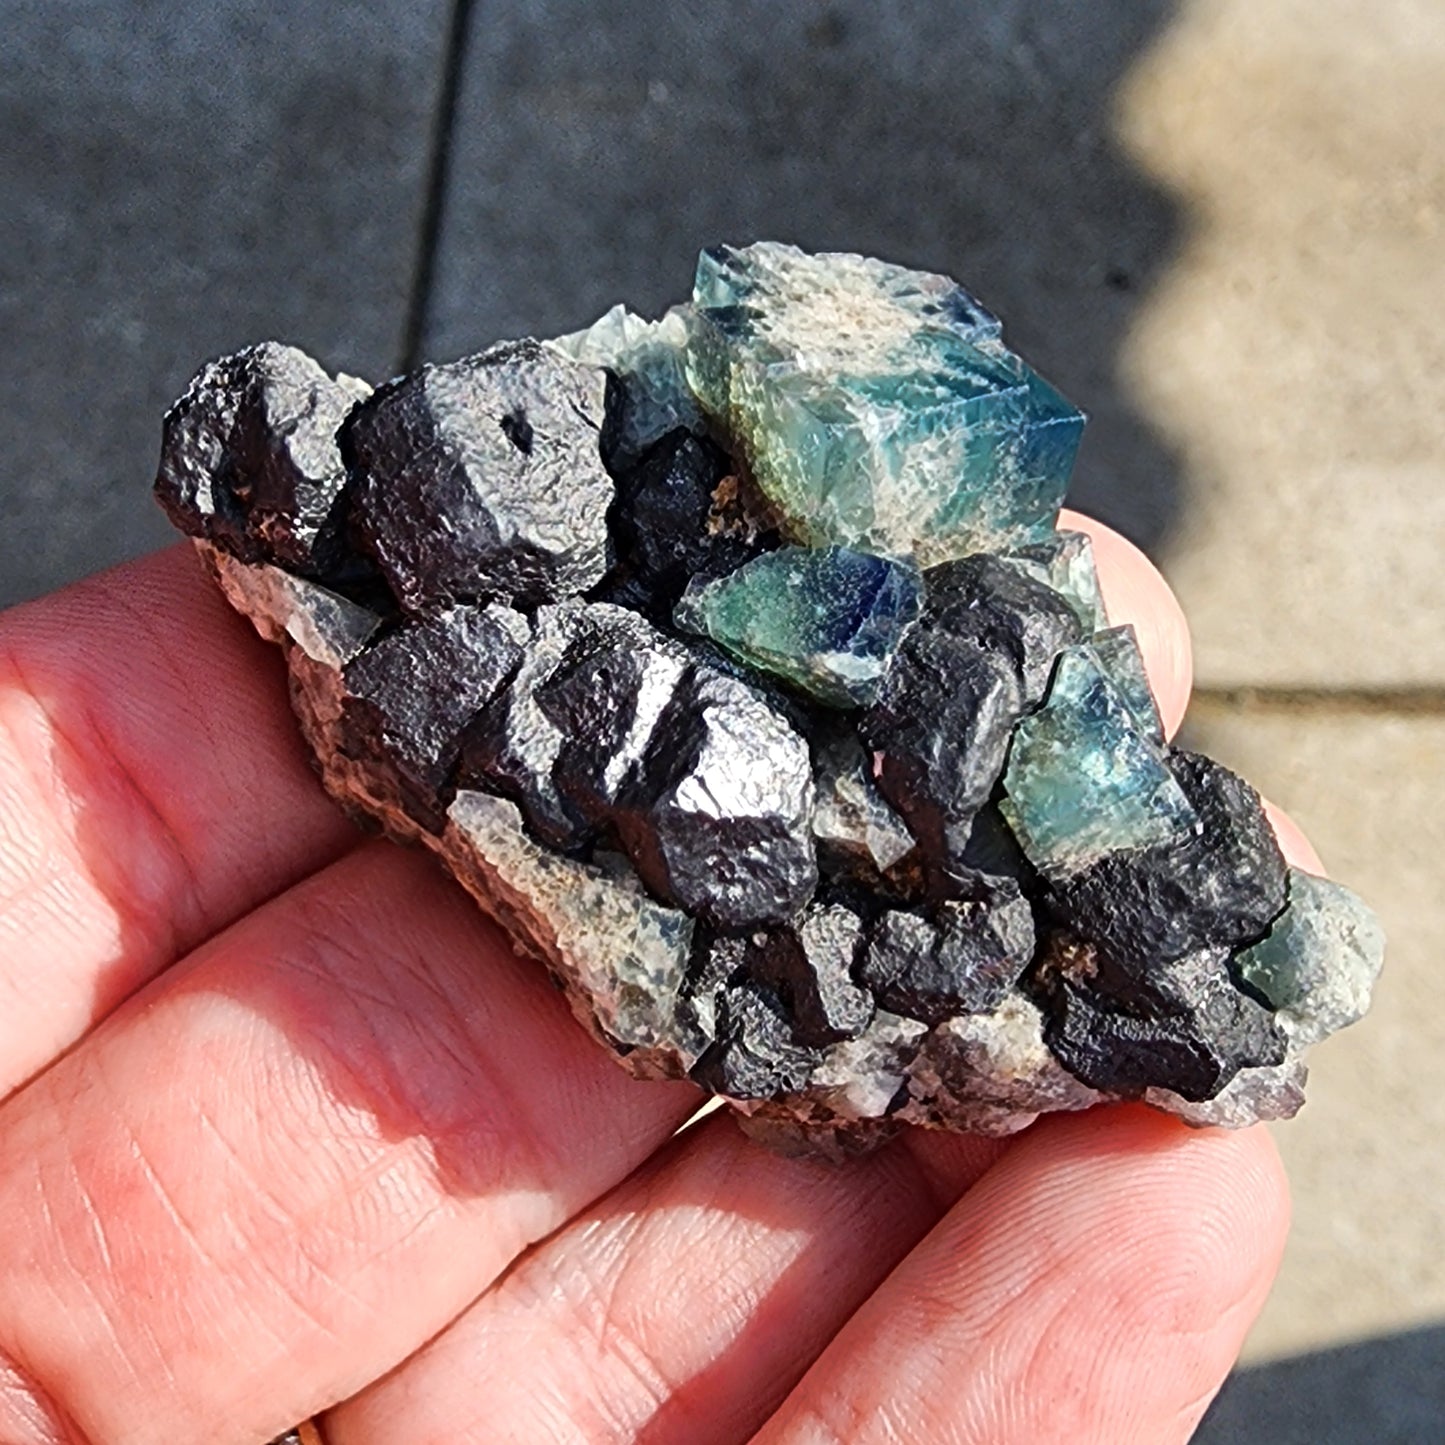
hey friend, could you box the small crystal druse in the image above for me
[154,241,1384,1153]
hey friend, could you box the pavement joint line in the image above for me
[1191,686,1445,717]
[398,0,479,374]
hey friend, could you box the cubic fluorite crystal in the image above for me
[686,243,1085,564]
[154,241,1384,1157]
[999,643,1198,879]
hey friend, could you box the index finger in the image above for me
[0,544,356,1099]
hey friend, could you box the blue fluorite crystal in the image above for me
[1088,625,1164,744]
[676,545,922,707]
[1000,643,1197,879]
[685,242,1084,563]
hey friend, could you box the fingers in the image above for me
[1263,799,1326,874]
[1059,509,1193,738]
[755,1108,1289,1445]
[323,1118,1007,1445]
[0,842,698,1445]
[0,546,356,1099]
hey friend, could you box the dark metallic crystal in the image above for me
[613,668,818,931]
[603,427,760,618]
[1029,931,1288,1102]
[338,604,527,833]
[343,340,613,610]
[860,893,1036,1025]
[155,342,370,577]
[859,628,1023,856]
[1048,751,1289,968]
[744,904,875,1047]
[921,553,1084,704]
[690,979,819,1099]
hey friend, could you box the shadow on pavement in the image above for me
[1197,1324,1445,1444]
[429,0,1188,552]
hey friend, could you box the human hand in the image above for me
[0,514,1301,1444]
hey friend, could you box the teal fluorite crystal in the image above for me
[684,242,1084,564]
[1004,530,1107,632]
[676,545,922,707]
[1234,869,1386,1047]
[1000,643,1197,879]
[550,304,704,462]
[1089,625,1164,744]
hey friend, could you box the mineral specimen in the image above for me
[343,340,614,610]
[156,240,1384,1156]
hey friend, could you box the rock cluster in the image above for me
[155,242,1384,1155]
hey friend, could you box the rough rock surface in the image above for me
[156,241,1385,1156]
[599,425,758,619]
[158,342,372,577]
[343,340,614,611]
[1047,750,1289,967]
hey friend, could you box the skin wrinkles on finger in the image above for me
[0,545,359,1101]
[754,1111,1289,1445]
[324,1116,1005,1445]
[0,843,699,1445]
[0,1348,80,1445]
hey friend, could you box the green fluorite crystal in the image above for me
[1234,869,1385,1047]
[1004,530,1106,632]
[1089,624,1164,744]
[676,545,922,707]
[1000,643,1197,879]
[684,241,1084,564]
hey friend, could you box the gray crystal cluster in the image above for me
[154,242,1384,1156]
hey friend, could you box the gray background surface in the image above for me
[4,1,1441,1439]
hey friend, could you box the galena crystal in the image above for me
[152,242,1384,1158]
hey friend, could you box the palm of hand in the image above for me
[0,515,1298,1445]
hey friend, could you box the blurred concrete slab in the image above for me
[1197,1325,1445,1445]
[426,0,1191,554]
[1181,698,1445,1438]
[1115,0,1445,690]
[0,0,450,609]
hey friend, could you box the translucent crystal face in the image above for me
[549,304,703,465]
[1000,644,1198,879]
[675,545,922,708]
[686,241,1085,564]
[1234,868,1386,1047]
